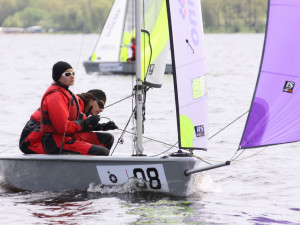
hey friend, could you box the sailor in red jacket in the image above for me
[35,61,116,155]
[127,37,136,62]
[19,89,117,154]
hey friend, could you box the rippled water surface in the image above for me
[0,33,299,224]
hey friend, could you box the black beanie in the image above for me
[52,61,72,82]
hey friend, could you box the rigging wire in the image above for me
[116,129,178,148]
[230,148,246,161]
[105,94,134,108]
[189,110,252,165]
[0,145,18,154]
[148,141,179,157]
[231,146,269,162]
[59,23,86,154]
[208,110,249,140]
[191,155,212,165]
[110,106,136,156]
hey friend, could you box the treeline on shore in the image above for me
[0,0,112,33]
[202,0,268,33]
[0,0,268,33]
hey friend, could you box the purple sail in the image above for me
[240,0,300,148]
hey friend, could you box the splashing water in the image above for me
[87,177,148,194]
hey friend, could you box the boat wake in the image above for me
[187,173,222,196]
[87,173,222,196]
[87,177,148,194]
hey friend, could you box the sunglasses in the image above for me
[97,100,105,109]
[62,71,75,77]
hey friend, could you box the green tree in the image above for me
[202,0,268,33]
[0,0,30,25]
[2,13,23,27]
[0,0,268,33]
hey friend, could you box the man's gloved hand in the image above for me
[84,115,100,126]
[91,123,102,131]
[101,121,118,131]
[75,115,100,131]
[92,121,118,131]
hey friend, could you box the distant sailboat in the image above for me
[83,0,173,75]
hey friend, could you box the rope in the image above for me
[191,155,212,165]
[105,94,134,108]
[117,129,178,148]
[110,107,136,156]
[208,110,248,140]
[0,145,18,154]
[59,23,86,154]
[148,141,178,157]
[231,146,269,162]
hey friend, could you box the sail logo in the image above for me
[283,81,295,93]
[178,0,187,19]
[194,125,205,137]
[177,0,200,46]
[147,64,155,75]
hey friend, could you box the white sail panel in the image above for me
[167,0,207,149]
[91,0,128,62]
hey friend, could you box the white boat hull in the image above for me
[83,61,173,75]
[0,154,199,196]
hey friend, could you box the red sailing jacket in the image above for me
[131,44,136,60]
[40,85,82,134]
[30,108,41,122]
[20,93,86,154]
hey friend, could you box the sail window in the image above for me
[192,76,207,99]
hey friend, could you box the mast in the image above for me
[135,0,144,155]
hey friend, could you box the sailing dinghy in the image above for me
[1,0,297,196]
[0,0,229,196]
[83,0,173,75]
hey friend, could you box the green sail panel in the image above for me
[167,0,207,150]
[141,0,170,88]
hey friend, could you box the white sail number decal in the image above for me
[96,164,169,192]
[99,63,123,72]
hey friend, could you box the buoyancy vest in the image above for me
[78,97,84,111]
[30,108,41,122]
[40,85,82,134]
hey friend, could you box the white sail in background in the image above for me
[167,0,207,150]
[91,0,128,62]
[84,0,173,75]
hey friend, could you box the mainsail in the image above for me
[240,0,300,148]
[166,0,207,150]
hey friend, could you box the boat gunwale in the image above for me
[0,154,198,163]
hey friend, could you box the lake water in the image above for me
[0,33,299,224]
